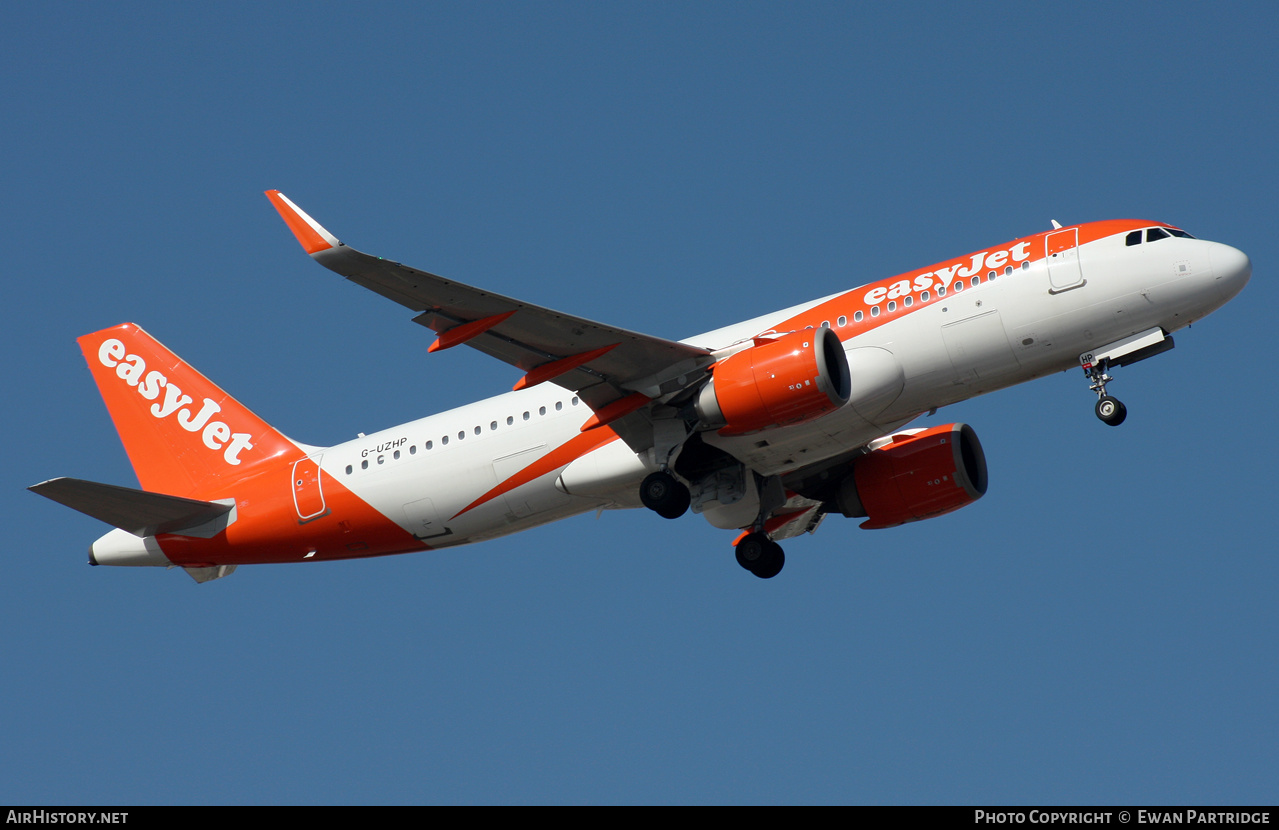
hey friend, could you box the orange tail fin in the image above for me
[78,323,301,497]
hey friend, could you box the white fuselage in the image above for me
[312,227,1249,549]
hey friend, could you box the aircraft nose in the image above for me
[1209,242,1251,299]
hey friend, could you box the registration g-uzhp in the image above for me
[30,193,1251,581]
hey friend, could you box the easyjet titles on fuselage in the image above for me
[862,240,1034,306]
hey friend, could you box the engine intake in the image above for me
[837,423,988,529]
[695,328,851,436]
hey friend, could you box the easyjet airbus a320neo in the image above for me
[31,192,1251,581]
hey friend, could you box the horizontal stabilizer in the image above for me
[28,478,233,538]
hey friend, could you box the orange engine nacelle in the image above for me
[695,327,851,436]
[837,423,988,529]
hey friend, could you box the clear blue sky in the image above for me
[5,2,1275,805]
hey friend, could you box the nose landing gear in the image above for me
[1079,328,1176,427]
[1084,359,1127,426]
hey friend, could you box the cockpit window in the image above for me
[1127,226,1194,246]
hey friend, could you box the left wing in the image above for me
[266,191,715,440]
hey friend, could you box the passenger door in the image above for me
[1046,228,1085,293]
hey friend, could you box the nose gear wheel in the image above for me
[1095,395,1127,426]
[1083,359,1127,427]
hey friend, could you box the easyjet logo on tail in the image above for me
[96,338,255,465]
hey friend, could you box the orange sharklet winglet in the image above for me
[579,391,651,432]
[513,344,619,391]
[265,190,340,255]
[428,310,517,353]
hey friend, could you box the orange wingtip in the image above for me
[265,190,339,255]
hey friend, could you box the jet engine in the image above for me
[695,327,851,436]
[836,423,988,529]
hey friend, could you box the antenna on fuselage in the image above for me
[1051,220,1063,229]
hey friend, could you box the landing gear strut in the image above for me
[640,471,690,519]
[1083,358,1127,426]
[735,532,785,579]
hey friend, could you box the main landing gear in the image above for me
[640,470,690,519]
[1083,359,1127,427]
[735,532,785,579]
[638,468,784,579]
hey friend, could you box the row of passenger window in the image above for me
[344,396,581,474]
[821,261,1029,327]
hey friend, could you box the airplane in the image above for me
[29,192,1251,582]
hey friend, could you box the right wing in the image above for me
[266,191,715,443]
